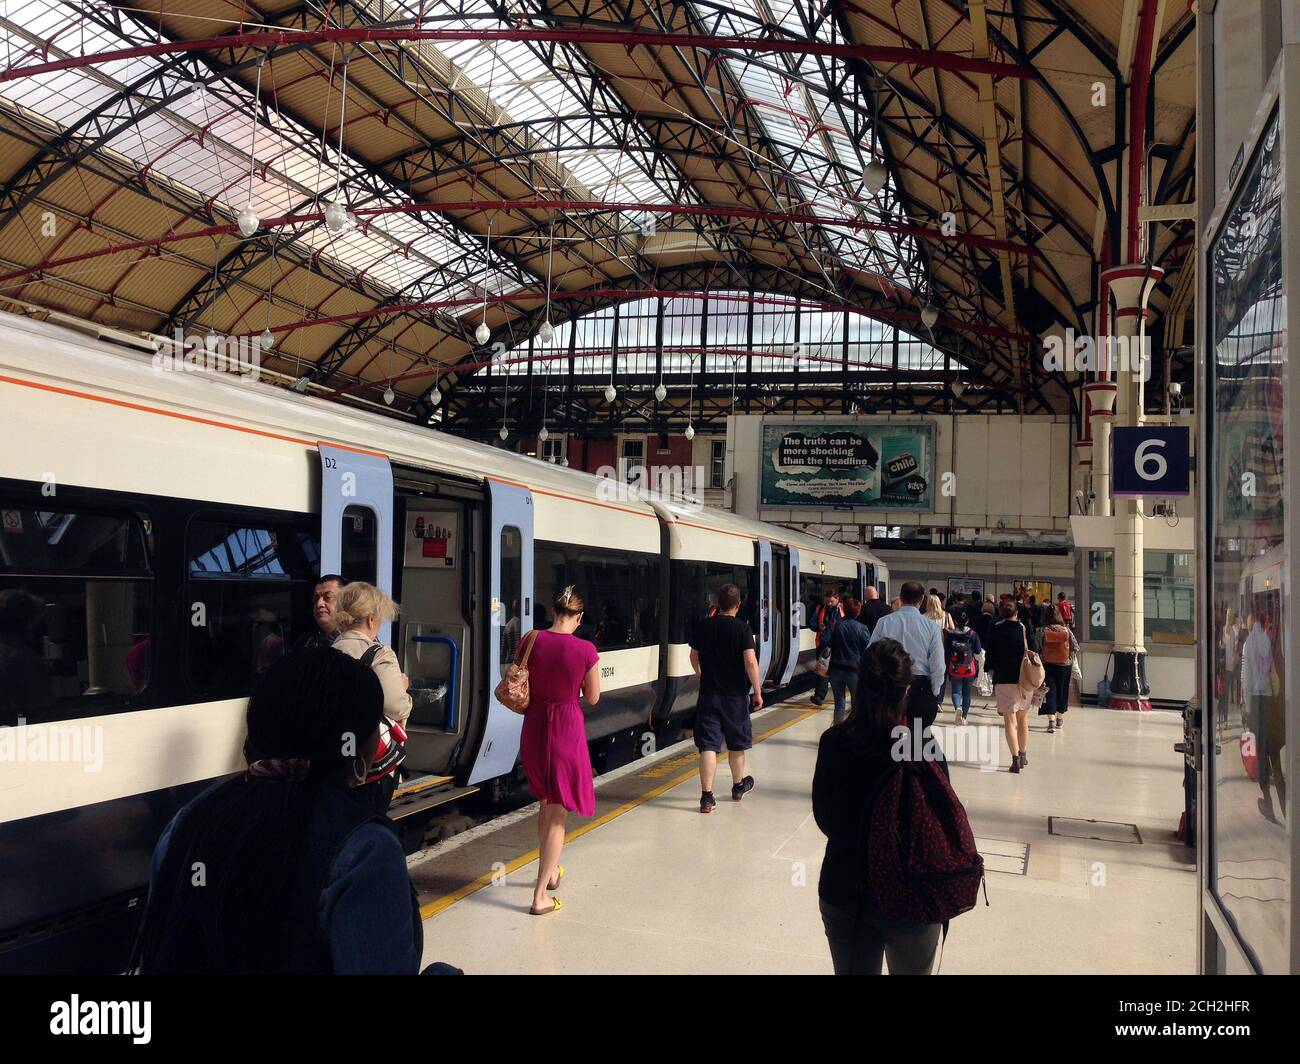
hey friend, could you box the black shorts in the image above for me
[693,690,753,753]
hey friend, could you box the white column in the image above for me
[1100,265,1164,708]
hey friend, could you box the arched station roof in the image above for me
[0,1,1196,431]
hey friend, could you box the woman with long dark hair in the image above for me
[133,648,425,974]
[812,638,945,975]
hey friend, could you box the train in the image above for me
[0,309,888,973]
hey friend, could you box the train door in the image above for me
[318,444,395,644]
[755,540,773,680]
[778,547,800,685]
[857,561,869,600]
[766,544,788,684]
[468,479,534,786]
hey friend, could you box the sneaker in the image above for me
[731,775,755,801]
[699,791,717,814]
[1019,751,1028,768]
[1047,720,1055,734]
[1009,756,1021,774]
[1056,716,1064,728]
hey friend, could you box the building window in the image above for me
[1086,550,1114,642]
[620,438,645,484]
[542,435,565,463]
[1144,551,1195,642]
[710,440,726,489]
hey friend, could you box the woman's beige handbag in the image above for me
[1019,649,1046,696]
[494,629,539,714]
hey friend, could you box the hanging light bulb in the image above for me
[920,304,939,329]
[383,385,395,406]
[324,199,350,234]
[204,328,219,353]
[498,425,509,441]
[685,424,695,441]
[560,457,569,468]
[237,206,259,238]
[293,376,310,393]
[429,388,441,408]
[654,382,667,402]
[475,320,491,346]
[538,425,550,442]
[862,160,887,195]
[259,327,274,350]
[604,383,617,404]
[538,319,555,345]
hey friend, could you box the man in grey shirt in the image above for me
[867,580,946,730]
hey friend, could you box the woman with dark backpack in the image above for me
[943,618,983,725]
[812,639,982,974]
[1039,604,1078,732]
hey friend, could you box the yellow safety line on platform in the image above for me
[419,705,823,920]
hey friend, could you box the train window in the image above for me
[498,525,522,678]
[670,560,758,645]
[1,505,154,724]
[534,541,659,651]
[340,505,378,585]
[185,517,318,700]
[761,561,770,641]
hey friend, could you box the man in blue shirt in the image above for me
[867,580,946,730]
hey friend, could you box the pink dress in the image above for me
[519,630,599,816]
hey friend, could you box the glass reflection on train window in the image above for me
[186,517,319,700]
[1208,105,1287,973]
[0,505,154,723]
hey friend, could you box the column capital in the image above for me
[1100,264,1165,317]
[1085,380,1118,413]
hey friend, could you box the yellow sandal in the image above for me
[529,897,563,916]
[546,865,565,891]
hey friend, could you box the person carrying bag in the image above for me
[496,629,539,714]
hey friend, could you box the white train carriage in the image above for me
[0,309,887,972]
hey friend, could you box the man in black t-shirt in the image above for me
[858,585,893,635]
[689,583,763,814]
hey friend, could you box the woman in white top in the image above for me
[926,593,955,632]
[331,582,411,810]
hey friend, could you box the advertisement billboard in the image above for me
[760,421,936,510]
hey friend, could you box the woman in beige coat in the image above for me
[331,582,411,809]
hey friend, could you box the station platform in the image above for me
[410,699,1196,975]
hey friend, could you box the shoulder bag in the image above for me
[494,629,539,714]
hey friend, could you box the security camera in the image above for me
[1168,381,1182,398]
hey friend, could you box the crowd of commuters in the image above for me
[131,565,1076,975]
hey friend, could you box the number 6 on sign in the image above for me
[1111,426,1190,497]
[1135,438,1168,481]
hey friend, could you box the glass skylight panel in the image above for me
[0,0,533,327]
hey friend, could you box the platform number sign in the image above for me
[1111,426,1190,497]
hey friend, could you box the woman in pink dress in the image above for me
[519,585,601,915]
